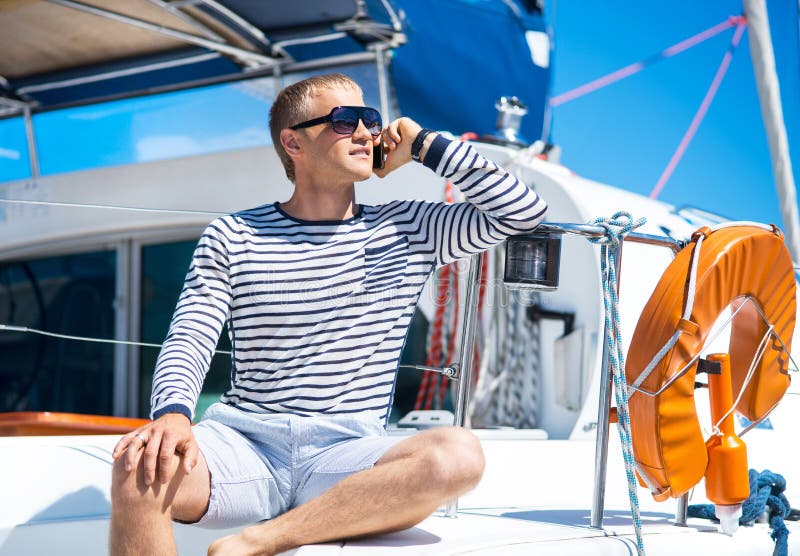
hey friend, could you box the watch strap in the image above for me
[411,128,434,162]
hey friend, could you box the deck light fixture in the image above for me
[503,232,562,291]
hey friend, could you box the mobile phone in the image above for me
[373,142,385,170]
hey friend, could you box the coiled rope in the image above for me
[688,469,792,556]
[589,211,647,556]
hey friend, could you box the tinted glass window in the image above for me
[139,240,231,420]
[0,250,116,414]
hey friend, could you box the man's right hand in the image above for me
[112,412,199,486]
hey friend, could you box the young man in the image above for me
[110,73,547,555]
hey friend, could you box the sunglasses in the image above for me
[290,106,382,138]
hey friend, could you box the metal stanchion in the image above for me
[675,493,689,526]
[590,242,622,528]
[445,254,483,518]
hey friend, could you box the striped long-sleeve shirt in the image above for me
[151,135,548,425]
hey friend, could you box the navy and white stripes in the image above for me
[151,135,547,425]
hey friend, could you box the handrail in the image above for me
[536,222,684,254]
[403,222,684,522]
[536,222,683,529]
[445,253,483,518]
[473,222,680,527]
[536,222,684,529]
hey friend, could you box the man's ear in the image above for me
[280,129,302,157]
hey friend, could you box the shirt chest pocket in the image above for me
[363,237,409,291]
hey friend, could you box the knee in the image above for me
[111,456,147,510]
[419,427,485,495]
[110,453,174,512]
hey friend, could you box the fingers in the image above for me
[182,439,199,475]
[381,121,403,151]
[373,118,420,179]
[115,413,196,486]
[113,432,135,460]
[122,430,147,472]
[142,428,163,486]
[157,433,178,484]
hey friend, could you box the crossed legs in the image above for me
[110,426,485,556]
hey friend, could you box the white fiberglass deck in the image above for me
[3,422,800,555]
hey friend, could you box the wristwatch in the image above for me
[411,128,434,163]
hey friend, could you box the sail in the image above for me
[389,0,551,142]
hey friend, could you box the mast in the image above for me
[742,0,800,262]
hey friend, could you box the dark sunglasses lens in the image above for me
[329,107,382,136]
[331,107,359,134]
[362,109,382,135]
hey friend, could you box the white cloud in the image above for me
[0,147,21,160]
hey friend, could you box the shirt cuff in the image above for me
[422,134,451,172]
[151,403,193,421]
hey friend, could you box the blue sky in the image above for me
[549,0,800,226]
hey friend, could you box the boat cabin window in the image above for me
[0,250,116,414]
[139,240,231,421]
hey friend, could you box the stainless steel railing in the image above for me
[408,222,684,523]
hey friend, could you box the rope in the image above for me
[0,323,232,355]
[0,197,225,216]
[688,469,792,555]
[550,15,746,107]
[416,264,447,409]
[649,20,747,199]
[589,211,647,556]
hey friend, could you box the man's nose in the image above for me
[352,118,372,141]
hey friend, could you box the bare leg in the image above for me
[208,426,485,556]
[110,447,212,556]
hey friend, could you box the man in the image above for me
[110,73,547,555]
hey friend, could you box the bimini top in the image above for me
[0,0,405,111]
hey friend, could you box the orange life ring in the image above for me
[625,223,796,500]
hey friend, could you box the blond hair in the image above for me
[269,73,362,182]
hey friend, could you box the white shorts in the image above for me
[191,403,403,529]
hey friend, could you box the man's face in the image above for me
[293,86,377,185]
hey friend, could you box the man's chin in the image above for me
[350,164,374,182]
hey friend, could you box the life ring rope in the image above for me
[629,231,707,394]
[711,321,774,435]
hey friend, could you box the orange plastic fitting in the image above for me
[704,353,749,505]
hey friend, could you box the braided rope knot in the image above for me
[689,469,792,556]
[592,211,647,556]
[589,211,647,246]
